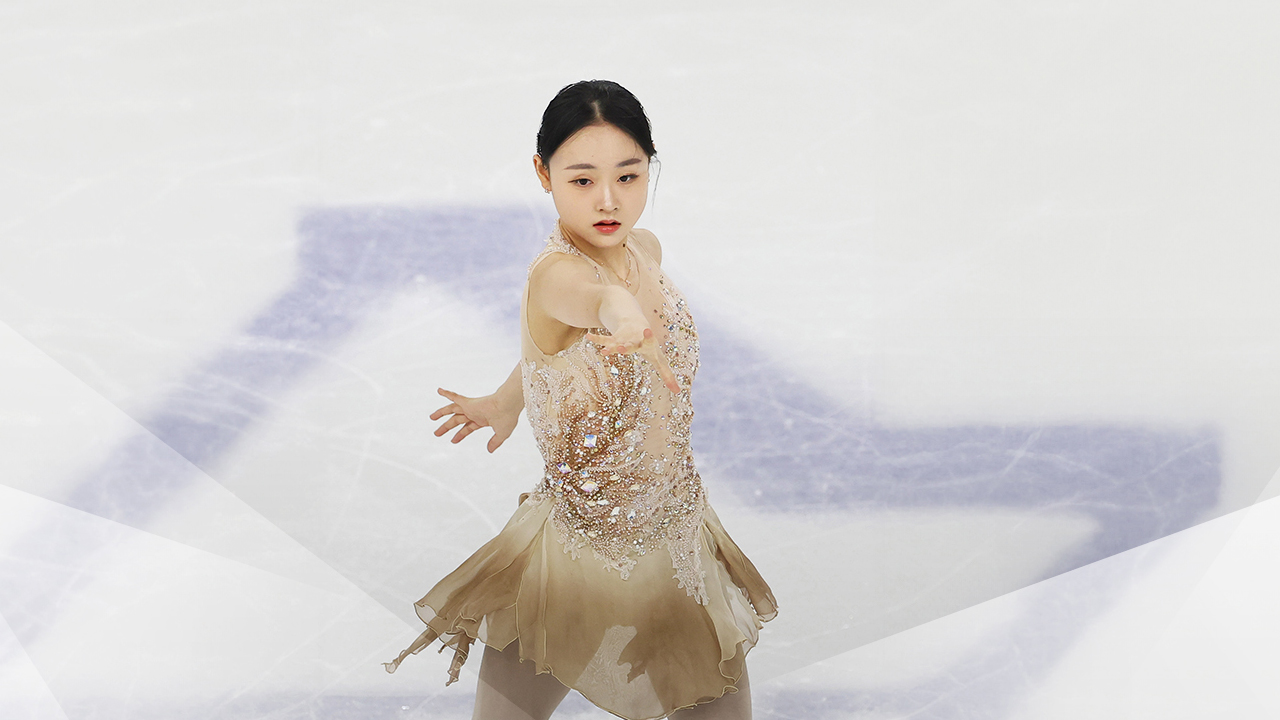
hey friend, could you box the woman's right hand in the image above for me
[431,388,520,453]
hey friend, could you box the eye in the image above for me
[572,178,592,186]
[619,174,639,183]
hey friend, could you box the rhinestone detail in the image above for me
[519,222,707,603]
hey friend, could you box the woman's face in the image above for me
[535,122,650,249]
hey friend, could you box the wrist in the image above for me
[492,362,525,413]
[612,317,650,338]
[598,286,646,330]
[493,385,524,413]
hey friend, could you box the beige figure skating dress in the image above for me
[383,222,778,720]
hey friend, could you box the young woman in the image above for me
[383,80,778,720]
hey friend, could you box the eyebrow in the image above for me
[563,157,643,170]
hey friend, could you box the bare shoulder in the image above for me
[526,249,613,333]
[630,227,663,265]
[528,250,601,295]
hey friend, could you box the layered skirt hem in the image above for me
[383,493,777,720]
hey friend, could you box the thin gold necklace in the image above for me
[619,244,636,287]
[560,220,636,287]
[596,244,635,287]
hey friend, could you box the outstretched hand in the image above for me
[431,388,520,453]
[584,326,682,394]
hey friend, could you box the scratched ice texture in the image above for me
[1,2,1278,719]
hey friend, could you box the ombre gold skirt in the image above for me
[383,493,778,720]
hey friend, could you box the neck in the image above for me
[560,221,629,275]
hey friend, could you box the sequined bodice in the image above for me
[518,222,709,604]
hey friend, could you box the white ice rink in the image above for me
[2,2,1278,718]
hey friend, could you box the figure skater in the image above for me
[383,79,777,720]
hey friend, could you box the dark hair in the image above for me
[536,80,657,165]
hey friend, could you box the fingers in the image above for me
[487,420,517,453]
[432,388,465,420]
[647,347,682,393]
[434,413,477,438]
[657,365,681,394]
[585,332,632,356]
[436,388,469,406]
[588,328,683,393]
[430,402,459,421]
[487,432,506,454]
[451,420,481,443]
[434,415,461,437]
[629,329,680,393]
[586,327,651,356]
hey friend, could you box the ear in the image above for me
[532,154,551,191]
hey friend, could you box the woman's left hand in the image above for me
[584,326,682,394]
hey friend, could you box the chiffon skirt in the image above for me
[382,492,778,720]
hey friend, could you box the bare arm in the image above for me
[433,229,673,451]
[530,254,648,335]
[492,360,524,413]
[531,252,680,393]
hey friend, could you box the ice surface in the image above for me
[2,1,1278,718]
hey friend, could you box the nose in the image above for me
[597,182,618,213]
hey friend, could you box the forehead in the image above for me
[552,123,645,167]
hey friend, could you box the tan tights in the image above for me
[471,641,752,720]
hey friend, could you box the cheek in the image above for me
[554,194,592,220]
[627,183,649,206]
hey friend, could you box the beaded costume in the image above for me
[383,222,778,720]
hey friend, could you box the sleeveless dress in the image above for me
[382,222,778,720]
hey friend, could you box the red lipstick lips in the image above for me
[594,220,621,234]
